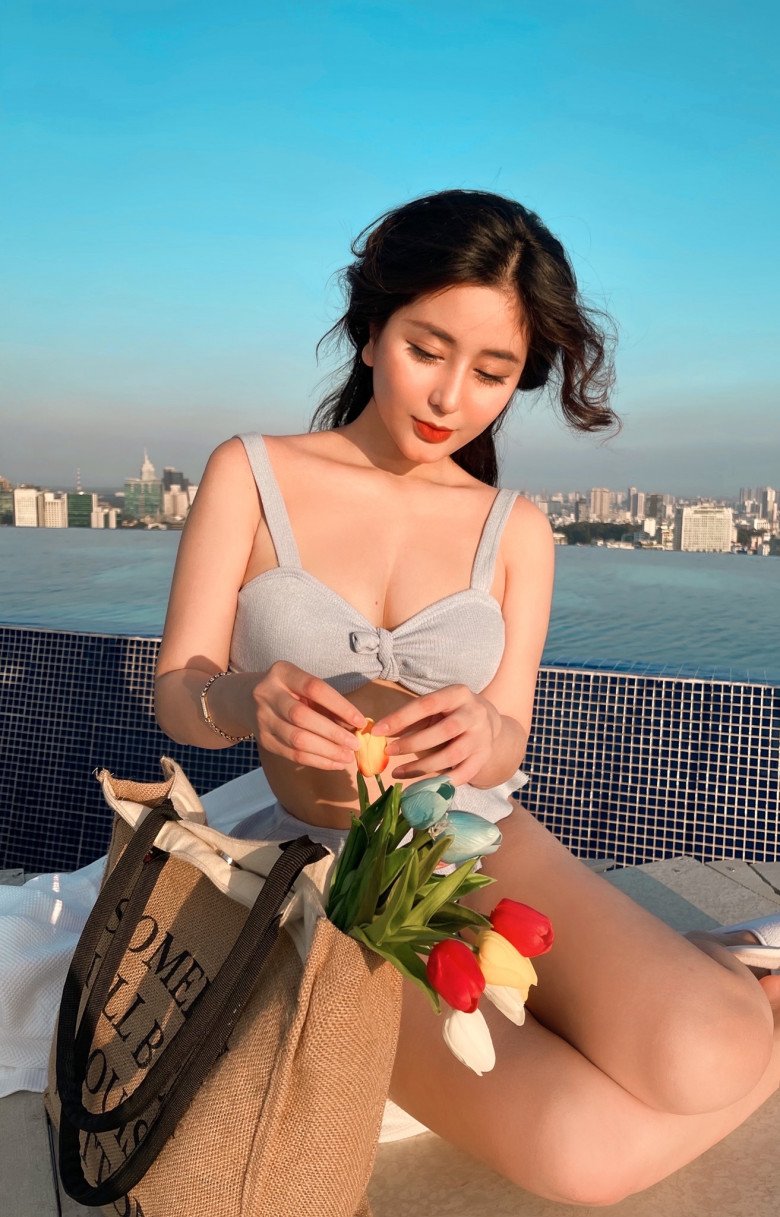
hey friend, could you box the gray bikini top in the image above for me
[228,432,519,697]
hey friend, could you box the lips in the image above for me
[411,416,452,445]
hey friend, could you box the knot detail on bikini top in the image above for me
[349,627,401,683]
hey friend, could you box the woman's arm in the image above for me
[153,437,365,768]
[154,437,262,748]
[468,496,555,788]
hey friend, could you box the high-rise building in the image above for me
[589,487,612,522]
[37,492,68,527]
[162,466,190,492]
[629,489,646,521]
[646,493,674,523]
[163,486,190,518]
[124,449,162,521]
[0,488,13,524]
[13,487,39,527]
[0,474,11,492]
[90,506,119,528]
[759,486,777,523]
[67,492,98,527]
[673,505,733,552]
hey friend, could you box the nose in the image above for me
[428,364,467,417]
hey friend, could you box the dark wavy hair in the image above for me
[309,188,619,486]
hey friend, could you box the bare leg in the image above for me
[459,807,775,1114]
[387,807,779,1205]
[389,972,780,1207]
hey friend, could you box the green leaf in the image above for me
[366,847,419,945]
[381,925,455,948]
[389,819,412,852]
[325,815,368,916]
[454,872,497,895]
[378,845,413,897]
[356,770,370,813]
[406,857,480,927]
[350,926,440,1015]
[415,833,454,886]
[328,866,367,929]
[360,784,393,836]
[387,848,419,937]
[354,834,388,925]
[428,902,493,931]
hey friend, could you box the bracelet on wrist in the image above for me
[199,671,254,743]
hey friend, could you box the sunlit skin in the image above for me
[354,282,529,481]
[156,262,780,1202]
[255,282,531,831]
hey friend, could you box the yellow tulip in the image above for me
[477,930,538,997]
[355,717,389,776]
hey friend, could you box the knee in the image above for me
[639,982,774,1115]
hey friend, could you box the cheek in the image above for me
[376,351,425,398]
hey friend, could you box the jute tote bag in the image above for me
[43,758,403,1217]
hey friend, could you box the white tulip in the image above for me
[482,983,527,1026]
[442,1006,496,1075]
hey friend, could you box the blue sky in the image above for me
[2,0,778,496]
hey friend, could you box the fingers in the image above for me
[385,714,460,758]
[290,666,366,732]
[256,662,367,771]
[276,692,363,768]
[391,738,476,783]
[371,688,464,738]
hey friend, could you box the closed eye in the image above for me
[407,344,508,386]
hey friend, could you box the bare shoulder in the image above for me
[502,493,555,579]
[506,493,554,546]
[266,430,331,456]
[200,435,263,517]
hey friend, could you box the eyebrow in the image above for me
[407,319,523,365]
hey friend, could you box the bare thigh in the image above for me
[389,806,773,1136]
[388,975,641,1205]
[388,973,780,1207]
[386,807,776,1203]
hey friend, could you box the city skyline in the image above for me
[4,3,779,494]
[3,445,776,510]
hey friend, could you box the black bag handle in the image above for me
[55,800,328,1206]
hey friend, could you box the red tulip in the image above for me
[426,940,485,1013]
[489,898,554,958]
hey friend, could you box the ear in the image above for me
[362,327,376,368]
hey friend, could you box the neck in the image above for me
[334,402,458,483]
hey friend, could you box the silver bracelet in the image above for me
[199,671,254,743]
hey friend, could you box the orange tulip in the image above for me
[355,717,389,776]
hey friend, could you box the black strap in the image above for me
[55,801,328,1206]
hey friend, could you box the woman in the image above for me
[153,189,780,1205]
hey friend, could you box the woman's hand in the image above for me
[369,684,501,786]
[251,661,368,771]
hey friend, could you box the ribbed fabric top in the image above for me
[228,432,518,696]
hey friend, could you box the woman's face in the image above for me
[362,282,528,461]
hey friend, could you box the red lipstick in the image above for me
[413,418,453,443]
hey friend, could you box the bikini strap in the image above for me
[233,433,302,568]
[470,489,518,593]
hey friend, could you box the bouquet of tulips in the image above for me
[324,720,554,1074]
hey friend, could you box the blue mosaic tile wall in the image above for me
[1,624,778,873]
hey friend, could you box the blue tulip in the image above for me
[399,776,456,829]
[438,811,503,864]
